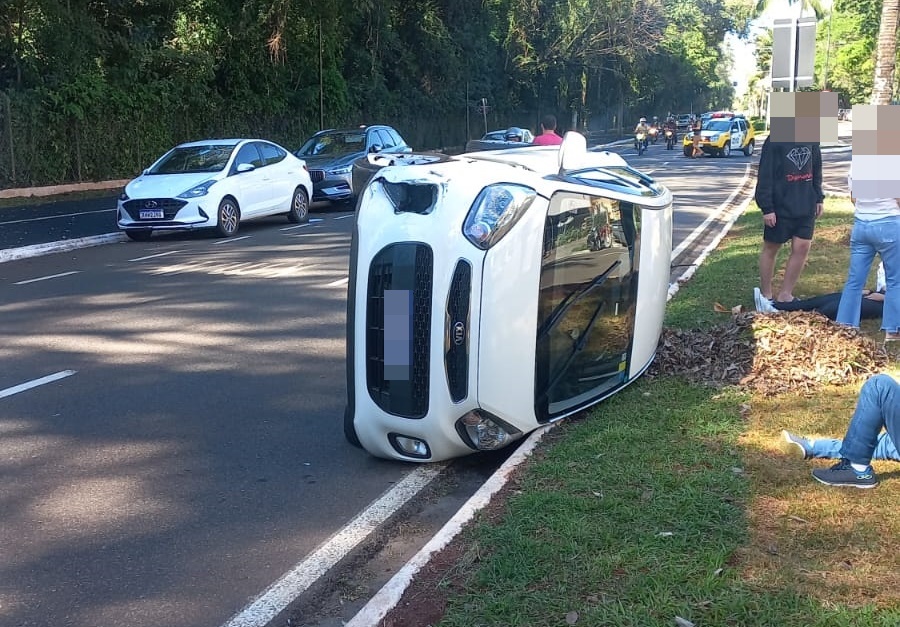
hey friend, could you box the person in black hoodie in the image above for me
[754,136,824,304]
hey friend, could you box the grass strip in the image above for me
[437,200,900,626]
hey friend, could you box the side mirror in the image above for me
[236,163,255,173]
[369,144,382,154]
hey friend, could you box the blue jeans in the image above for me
[811,432,899,461]
[839,374,900,465]
[836,215,900,331]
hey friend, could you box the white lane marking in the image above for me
[212,236,251,245]
[220,464,445,627]
[346,426,552,627]
[14,271,80,285]
[671,162,751,260]
[323,277,349,288]
[0,370,77,399]
[280,223,311,231]
[333,214,355,220]
[309,218,324,223]
[643,169,655,175]
[128,250,183,262]
[0,207,116,226]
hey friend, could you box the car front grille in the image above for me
[309,169,325,183]
[366,243,433,418]
[445,260,471,403]
[122,199,187,221]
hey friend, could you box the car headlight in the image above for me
[462,183,537,250]
[177,180,216,198]
[455,409,521,451]
[327,165,352,175]
[709,134,719,142]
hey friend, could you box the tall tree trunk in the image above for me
[871,0,900,105]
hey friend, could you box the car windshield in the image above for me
[483,131,507,141]
[148,145,235,174]
[703,119,732,132]
[298,131,366,156]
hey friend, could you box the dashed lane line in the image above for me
[212,236,251,245]
[128,250,184,262]
[280,223,311,231]
[333,214,355,220]
[220,464,446,627]
[13,271,80,285]
[0,370,77,399]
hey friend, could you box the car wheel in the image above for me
[683,145,692,157]
[215,197,240,237]
[743,139,755,156]
[344,405,362,448]
[287,187,309,224]
[722,143,731,158]
[125,229,152,242]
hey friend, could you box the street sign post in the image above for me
[771,17,817,91]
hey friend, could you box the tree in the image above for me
[871,0,900,104]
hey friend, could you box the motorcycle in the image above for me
[664,128,675,150]
[587,222,614,251]
[634,132,647,156]
[648,125,660,144]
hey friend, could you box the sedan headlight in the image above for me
[462,183,537,250]
[327,165,352,176]
[177,180,216,198]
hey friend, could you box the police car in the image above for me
[683,112,755,158]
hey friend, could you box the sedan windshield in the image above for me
[298,131,366,156]
[149,145,235,174]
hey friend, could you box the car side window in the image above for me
[234,143,264,170]
[376,129,395,149]
[387,128,405,148]
[258,142,286,166]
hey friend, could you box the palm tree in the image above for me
[753,0,825,20]
[871,0,900,105]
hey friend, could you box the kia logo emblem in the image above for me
[453,321,465,346]
[144,200,159,209]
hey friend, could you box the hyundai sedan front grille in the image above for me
[122,199,187,221]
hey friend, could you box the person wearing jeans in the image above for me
[780,429,899,461]
[835,169,900,341]
[810,374,900,488]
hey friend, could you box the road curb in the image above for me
[344,423,556,627]
[0,233,127,264]
[0,180,129,200]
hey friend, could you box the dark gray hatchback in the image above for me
[295,125,411,205]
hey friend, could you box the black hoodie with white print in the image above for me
[754,137,824,219]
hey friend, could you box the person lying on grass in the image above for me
[804,373,900,489]
[753,262,885,321]
[780,429,898,462]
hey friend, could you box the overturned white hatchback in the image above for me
[344,132,673,462]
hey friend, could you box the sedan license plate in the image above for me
[139,210,164,219]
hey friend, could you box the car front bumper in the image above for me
[117,197,213,231]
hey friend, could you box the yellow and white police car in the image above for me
[683,112,755,158]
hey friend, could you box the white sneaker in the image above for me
[753,287,777,313]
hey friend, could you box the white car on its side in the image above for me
[117,138,313,241]
[344,132,674,462]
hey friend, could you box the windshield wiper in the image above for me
[537,260,621,340]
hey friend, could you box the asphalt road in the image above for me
[0,143,851,627]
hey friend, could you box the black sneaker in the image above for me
[812,459,879,489]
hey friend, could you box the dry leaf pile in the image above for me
[648,310,888,396]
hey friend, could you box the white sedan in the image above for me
[117,139,313,240]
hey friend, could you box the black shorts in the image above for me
[763,214,815,243]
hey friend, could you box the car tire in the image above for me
[743,139,755,156]
[287,187,309,224]
[125,229,152,242]
[683,145,692,157]
[722,143,731,158]
[215,197,240,237]
[344,405,362,448]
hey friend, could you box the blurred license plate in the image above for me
[140,210,164,219]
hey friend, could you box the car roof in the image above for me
[176,139,250,147]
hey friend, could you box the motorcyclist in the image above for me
[504,127,525,142]
[663,116,678,144]
[634,117,649,135]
